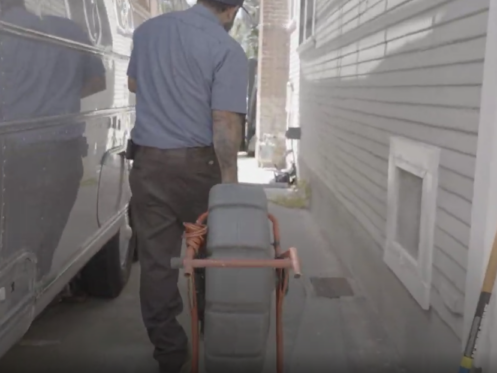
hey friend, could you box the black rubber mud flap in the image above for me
[195,247,208,336]
[132,233,139,262]
[81,229,135,299]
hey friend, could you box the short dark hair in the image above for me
[197,0,234,13]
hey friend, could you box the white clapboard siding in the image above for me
[297,0,489,337]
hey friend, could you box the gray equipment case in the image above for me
[203,184,274,373]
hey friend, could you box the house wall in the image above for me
[288,0,490,367]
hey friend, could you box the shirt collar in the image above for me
[190,4,222,26]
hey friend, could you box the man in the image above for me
[126,0,248,372]
[0,0,106,280]
[0,0,106,122]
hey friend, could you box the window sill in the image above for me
[297,35,316,54]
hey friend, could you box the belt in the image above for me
[135,145,215,159]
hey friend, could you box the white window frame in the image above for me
[384,137,440,310]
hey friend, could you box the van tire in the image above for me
[81,227,134,299]
[127,204,139,263]
[132,232,139,262]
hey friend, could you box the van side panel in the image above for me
[0,0,158,358]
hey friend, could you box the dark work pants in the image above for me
[129,145,221,371]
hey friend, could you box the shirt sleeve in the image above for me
[211,44,249,114]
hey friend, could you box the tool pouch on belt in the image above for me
[125,139,137,160]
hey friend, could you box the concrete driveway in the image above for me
[0,199,407,373]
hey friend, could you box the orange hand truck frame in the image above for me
[171,212,301,373]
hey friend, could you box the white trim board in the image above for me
[464,0,497,367]
[384,137,440,310]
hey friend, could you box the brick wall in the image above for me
[287,12,301,176]
[256,0,291,167]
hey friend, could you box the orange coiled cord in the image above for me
[184,222,208,255]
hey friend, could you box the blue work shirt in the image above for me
[0,7,47,122]
[0,8,106,142]
[127,4,249,150]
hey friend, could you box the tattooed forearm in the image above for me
[212,110,243,183]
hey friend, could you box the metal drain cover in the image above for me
[310,277,354,299]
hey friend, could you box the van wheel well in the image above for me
[80,226,134,299]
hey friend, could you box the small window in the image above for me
[384,137,440,310]
[397,168,423,259]
[299,0,315,45]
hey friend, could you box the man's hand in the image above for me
[212,110,242,183]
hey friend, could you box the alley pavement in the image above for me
[0,158,407,373]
